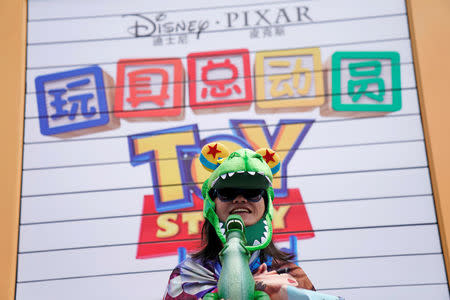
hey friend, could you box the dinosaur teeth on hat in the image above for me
[254,222,269,245]
[248,222,271,247]
[263,223,268,237]
[219,222,225,235]
[211,177,219,187]
[211,169,272,190]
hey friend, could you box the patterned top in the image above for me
[164,251,314,299]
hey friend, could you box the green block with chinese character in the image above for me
[331,51,401,112]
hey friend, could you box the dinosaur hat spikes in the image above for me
[199,142,281,252]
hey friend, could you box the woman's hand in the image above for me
[253,263,298,299]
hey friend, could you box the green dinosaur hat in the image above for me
[199,142,281,252]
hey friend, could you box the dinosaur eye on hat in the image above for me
[199,142,230,172]
[256,148,281,175]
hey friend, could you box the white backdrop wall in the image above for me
[18,0,449,299]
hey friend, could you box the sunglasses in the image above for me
[212,188,265,202]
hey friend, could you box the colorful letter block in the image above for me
[255,48,324,111]
[35,66,118,137]
[187,49,253,111]
[114,58,184,119]
[321,51,401,117]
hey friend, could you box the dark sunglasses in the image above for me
[212,188,265,202]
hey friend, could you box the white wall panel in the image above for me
[324,284,449,300]
[18,0,447,298]
[303,254,447,289]
[26,15,409,68]
[28,0,405,41]
[21,167,431,224]
[21,140,427,196]
[19,195,436,252]
[17,225,441,282]
[16,254,446,300]
[28,0,405,21]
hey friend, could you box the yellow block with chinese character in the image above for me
[255,48,324,111]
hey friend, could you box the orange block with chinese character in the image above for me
[255,48,324,112]
[187,49,253,113]
[114,58,184,120]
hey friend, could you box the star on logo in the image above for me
[207,144,221,158]
[262,150,276,163]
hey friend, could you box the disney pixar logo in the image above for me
[123,6,312,39]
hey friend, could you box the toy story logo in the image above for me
[129,119,315,258]
[34,47,401,258]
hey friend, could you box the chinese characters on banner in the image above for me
[35,49,401,136]
[35,66,119,136]
[187,49,253,111]
[331,51,402,111]
[114,58,184,119]
[255,48,324,111]
[321,51,402,117]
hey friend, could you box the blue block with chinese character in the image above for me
[35,66,111,136]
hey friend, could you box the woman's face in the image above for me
[214,190,265,226]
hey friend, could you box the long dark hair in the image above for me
[192,220,294,265]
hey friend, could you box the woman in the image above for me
[164,145,315,299]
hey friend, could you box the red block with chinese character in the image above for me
[187,49,253,111]
[114,58,184,119]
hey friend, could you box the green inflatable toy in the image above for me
[200,143,280,299]
[203,214,270,300]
